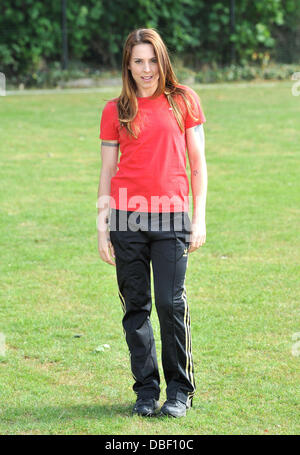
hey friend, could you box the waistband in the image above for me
[109,209,191,232]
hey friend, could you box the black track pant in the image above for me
[109,209,196,406]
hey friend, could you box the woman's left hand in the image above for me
[188,218,206,253]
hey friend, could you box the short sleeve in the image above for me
[99,100,120,141]
[184,86,206,130]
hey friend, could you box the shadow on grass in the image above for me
[2,402,174,423]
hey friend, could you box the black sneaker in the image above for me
[160,398,192,418]
[132,397,160,417]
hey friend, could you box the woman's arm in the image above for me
[97,140,119,265]
[186,124,207,252]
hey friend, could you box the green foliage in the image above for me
[194,62,296,83]
[0,0,299,79]
[0,0,61,73]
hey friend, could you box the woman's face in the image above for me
[128,43,160,97]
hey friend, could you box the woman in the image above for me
[97,28,207,418]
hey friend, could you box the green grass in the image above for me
[0,81,299,435]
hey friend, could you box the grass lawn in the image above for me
[0,81,299,435]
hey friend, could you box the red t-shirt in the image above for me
[99,84,206,213]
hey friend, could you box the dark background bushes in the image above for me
[1,0,299,87]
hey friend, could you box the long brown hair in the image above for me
[117,28,202,139]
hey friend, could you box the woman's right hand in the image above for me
[98,230,116,266]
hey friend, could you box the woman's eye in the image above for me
[134,60,157,63]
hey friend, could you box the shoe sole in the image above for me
[134,411,157,417]
[160,411,186,418]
